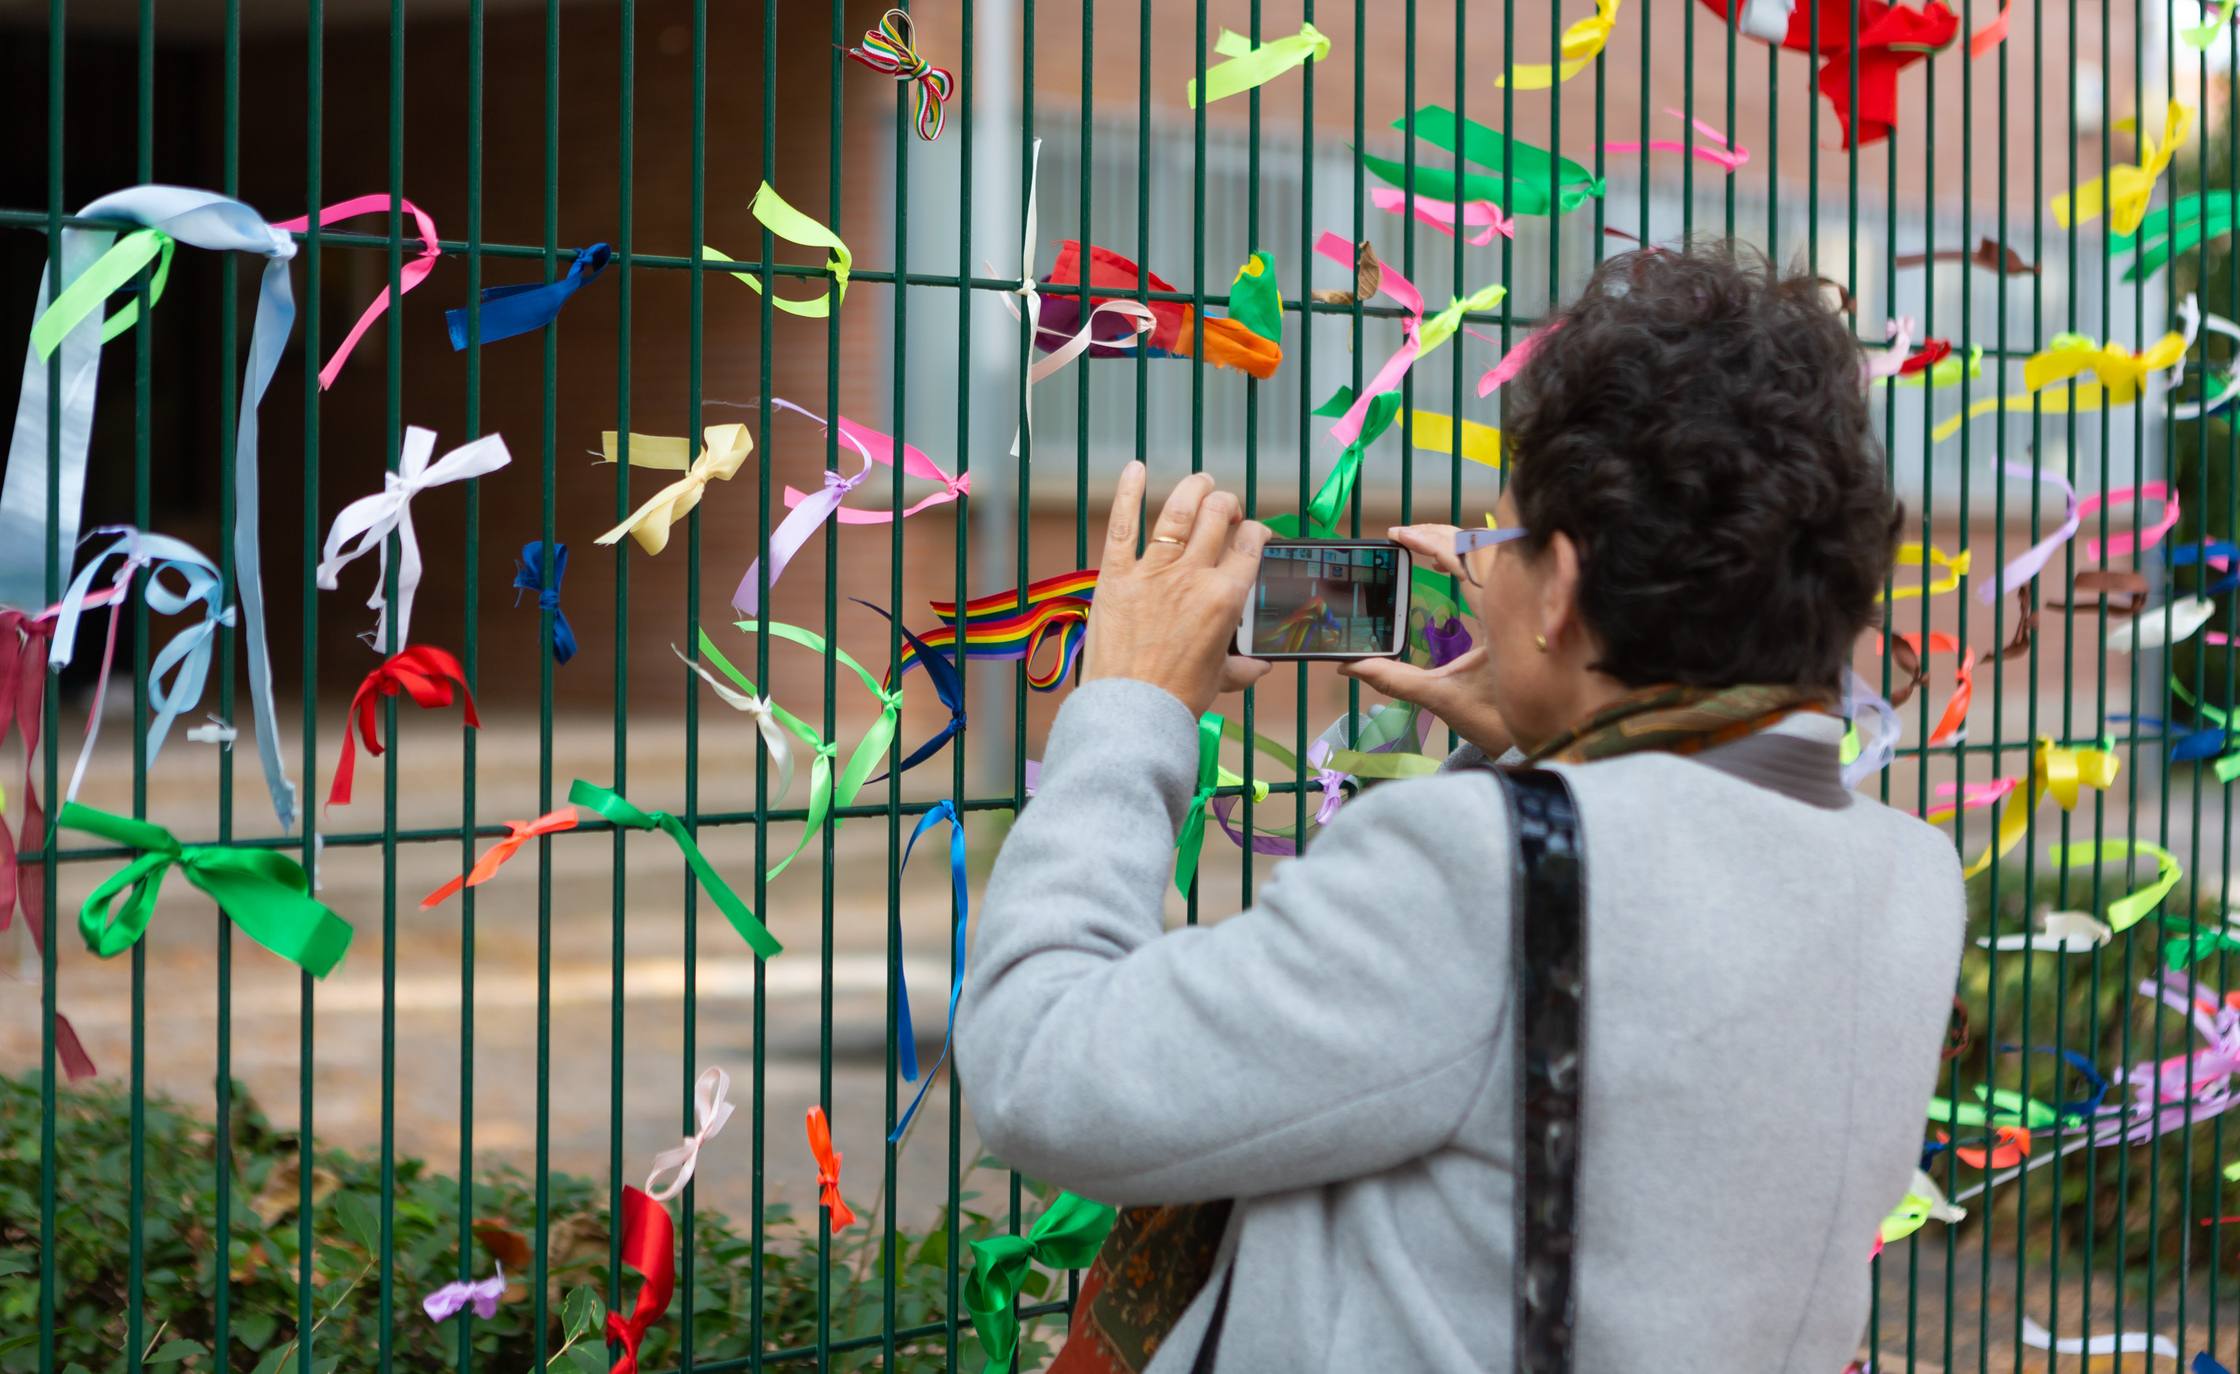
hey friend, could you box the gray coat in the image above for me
[956,678,1965,1372]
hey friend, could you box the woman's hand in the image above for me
[1084,463,1273,717]
[1338,523,1515,759]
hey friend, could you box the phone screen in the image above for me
[1248,542,1404,656]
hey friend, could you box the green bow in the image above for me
[61,802,352,977]
[732,620,902,819]
[2165,921,2240,972]
[694,629,836,882]
[1364,106,1605,216]
[30,228,178,358]
[568,779,782,959]
[963,1191,1118,1372]
[1174,712,1225,895]
[2113,192,2237,281]
[1266,386,1404,539]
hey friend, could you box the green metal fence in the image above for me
[10,0,2240,1371]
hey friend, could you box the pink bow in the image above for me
[783,414,971,524]
[422,1264,505,1322]
[1314,231,1428,447]
[1367,187,1516,245]
[272,195,441,390]
[733,399,876,616]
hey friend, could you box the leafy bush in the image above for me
[0,1073,1057,1373]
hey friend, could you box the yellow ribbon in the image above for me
[1885,541,1971,601]
[1963,737,2122,879]
[2053,101,2192,235]
[1214,762,1272,804]
[1185,22,1331,108]
[704,183,853,319]
[594,423,754,556]
[1929,331,2184,443]
[1405,409,1504,469]
[1497,0,1623,88]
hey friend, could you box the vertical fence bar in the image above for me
[459,0,489,1362]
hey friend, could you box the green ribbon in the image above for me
[694,629,837,882]
[1927,1084,2061,1131]
[567,779,782,959]
[2113,192,2237,282]
[1363,106,1604,216]
[2164,920,2240,972]
[1266,385,1404,539]
[733,620,902,820]
[61,801,353,977]
[963,1191,1118,1372]
[1175,712,1225,895]
[1226,248,1284,342]
[29,228,177,358]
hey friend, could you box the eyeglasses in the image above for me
[1454,526,1528,585]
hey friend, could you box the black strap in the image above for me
[1494,766,1586,1374]
[1189,1264,1235,1374]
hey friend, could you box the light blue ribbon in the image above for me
[891,798,969,1142]
[5,185,300,831]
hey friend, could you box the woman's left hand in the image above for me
[1084,462,1273,717]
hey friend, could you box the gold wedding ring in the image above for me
[1150,534,1186,546]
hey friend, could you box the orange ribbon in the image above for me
[1945,1125,2032,1170]
[420,807,579,908]
[329,646,479,808]
[806,1106,856,1230]
[1883,630,1974,746]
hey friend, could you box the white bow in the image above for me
[673,644,797,798]
[318,427,511,649]
[644,1065,736,1202]
[1975,908,2113,952]
[2107,594,2217,652]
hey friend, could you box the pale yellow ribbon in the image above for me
[1886,541,1972,601]
[704,183,853,319]
[1963,738,2122,879]
[594,423,754,556]
[2052,101,2191,235]
[1497,0,1624,88]
[1405,409,1504,470]
[1185,22,1331,107]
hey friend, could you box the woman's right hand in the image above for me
[1338,524,1515,760]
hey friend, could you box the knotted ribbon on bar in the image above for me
[596,424,753,556]
[807,1106,856,1229]
[1185,21,1330,106]
[891,798,968,1142]
[1174,712,1225,895]
[964,1192,1118,1373]
[782,413,970,526]
[843,8,956,141]
[1963,738,2121,878]
[734,399,875,616]
[273,195,441,389]
[603,1186,676,1374]
[513,540,575,665]
[318,427,512,650]
[732,621,902,827]
[569,778,782,959]
[446,242,610,349]
[684,630,835,883]
[421,806,578,908]
[0,613,87,1078]
[1364,108,1605,216]
[331,646,480,809]
[704,184,853,319]
[892,570,1098,691]
[644,1065,735,1202]
[854,600,964,783]
[1496,0,1621,87]
[2054,101,2192,235]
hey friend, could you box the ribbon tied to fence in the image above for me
[596,424,753,556]
[569,778,782,959]
[602,1186,677,1374]
[644,1065,735,1202]
[843,8,956,141]
[318,427,513,650]
[331,646,480,808]
[963,1191,1118,1373]
[421,806,579,908]
[513,540,575,665]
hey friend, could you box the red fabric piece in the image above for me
[1041,241,1192,355]
[0,612,89,1081]
[330,646,480,808]
[1899,338,1955,375]
[1699,0,1959,148]
[603,1186,677,1374]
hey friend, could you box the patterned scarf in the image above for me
[1046,680,1828,1373]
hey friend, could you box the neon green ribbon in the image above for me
[1325,749,1442,779]
[29,228,176,357]
[1365,107,1605,216]
[2165,920,2240,972]
[963,1191,1118,1372]
[1185,21,1331,107]
[1175,712,1225,894]
[704,183,853,318]
[1927,1084,2061,1130]
[2184,0,2236,50]
[732,620,901,819]
[692,629,836,882]
[1420,282,1509,355]
[1264,386,1403,539]
[568,779,782,959]
[2040,839,2182,933]
[61,801,353,977]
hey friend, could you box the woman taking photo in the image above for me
[956,245,1965,1372]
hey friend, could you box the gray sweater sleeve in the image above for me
[955,677,1511,1206]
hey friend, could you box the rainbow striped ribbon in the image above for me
[894,568,1099,692]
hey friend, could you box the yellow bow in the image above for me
[1886,541,1971,601]
[594,423,754,556]
[1420,283,1507,357]
[2021,330,2188,406]
[1498,0,1624,88]
[2052,101,2191,235]
[1963,738,2121,879]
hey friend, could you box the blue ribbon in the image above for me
[890,798,969,1142]
[2197,1353,2233,1374]
[2113,711,2230,763]
[2171,539,2240,597]
[1995,1042,2110,1121]
[854,599,964,782]
[446,243,612,349]
[513,540,575,665]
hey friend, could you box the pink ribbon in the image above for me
[1314,230,1427,446]
[1863,317,1917,382]
[2079,482,2180,563]
[782,414,970,524]
[272,195,441,391]
[733,399,875,616]
[1600,109,1751,172]
[1367,187,1516,245]
[1473,320,1561,398]
[1979,462,2081,601]
[0,610,92,1081]
[2093,975,2240,1146]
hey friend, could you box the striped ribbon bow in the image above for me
[844,8,955,142]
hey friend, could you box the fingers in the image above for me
[1218,655,1274,694]
[1179,487,1241,566]
[1104,461,1147,565]
[1338,655,1433,701]
[1145,472,1216,557]
[1389,523,1465,579]
[1218,519,1272,581]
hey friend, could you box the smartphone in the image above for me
[1235,539,1413,660]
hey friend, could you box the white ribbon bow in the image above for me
[1975,908,2114,952]
[644,1065,736,1202]
[2107,594,2217,652]
[318,427,512,650]
[672,645,797,799]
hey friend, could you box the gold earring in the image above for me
[1534,634,1549,652]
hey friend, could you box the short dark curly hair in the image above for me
[1504,243,1899,693]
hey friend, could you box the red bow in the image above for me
[330,646,479,808]
[602,1186,677,1374]
[1700,0,1959,148]
[0,612,92,1081]
[806,1106,856,1230]
[421,806,578,907]
[1898,338,1955,376]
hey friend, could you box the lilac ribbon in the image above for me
[423,1264,505,1322]
[2090,974,2240,1146]
[1422,614,1473,667]
[1978,461,2081,602]
[732,398,875,616]
[1308,740,1349,825]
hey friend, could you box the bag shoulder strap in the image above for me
[1492,765,1586,1374]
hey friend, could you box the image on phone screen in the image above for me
[1250,543,1403,655]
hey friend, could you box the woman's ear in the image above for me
[1538,529,1585,651]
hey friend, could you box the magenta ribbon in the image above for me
[1980,461,2081,601]
[2092,974,2240,1146]
[781,413,970,524]
[2080,482,2181,563]
[271,195,440,391]
[1600,109,1751,172]
[733,398,875,616]
[1315,230,1427,446]
[1368,187,1515,245]
[0,612,92,1081]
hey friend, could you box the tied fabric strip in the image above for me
[703,183,853,319]
[2021,1317,2179,1362]
[1599,108,1750,172]
[6,185,301,831]
[890,799,969,1142]
[1699,0,1958,149]
[964,1191,1117,1374]
[1369,187,1517,245]
[595,424,754,556]
[445,242,610,349]
[1963,738,2122,879]
[2076,482,2180,563]
[423,1265,505,1323]
[513,540,575,665]
[1310,230,1505,448]
[317,427,512,651]
[684,631,837,884]
[853,601,964,782]
[735,399,877,616]
[644,1065,734,1202]
[0,614,89,1079]
[1882,631,1973,746]
[1978,462,2080,602]
[272,195,440,389]
[781,414,970,527]
[1186,21,1331,106]
[1366,107,1606,217]
[330,647,480,809]
[2172,297,2240,420]
[1886,541,1971,601]
[1174,713,1226,895]
[842,8,956,142]
[570,779,782,960]
[60,801,353,977]
[896,569,1100,691]
[806,1106,857,1229]
[421,807,577,908]
[1497,0,1623,87]
[603,1187,677,1374]
[732,620,903,835]
[2116,194,2238,282]
[2054,101,2193,235]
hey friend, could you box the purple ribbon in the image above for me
[1978,461,2080,603]
[1423,615,1473,667]
[1308,740,1349,825]
[731,399,875,616]
[423,1265,505,1322]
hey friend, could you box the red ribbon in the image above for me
[0,612,92,1081]
[806,1106,856,1230]
[329,646,479,808]
[420,807,578,908]
[602,1185,677,1374]
[1898,338,1955,376]
[1699,0,1959,149]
